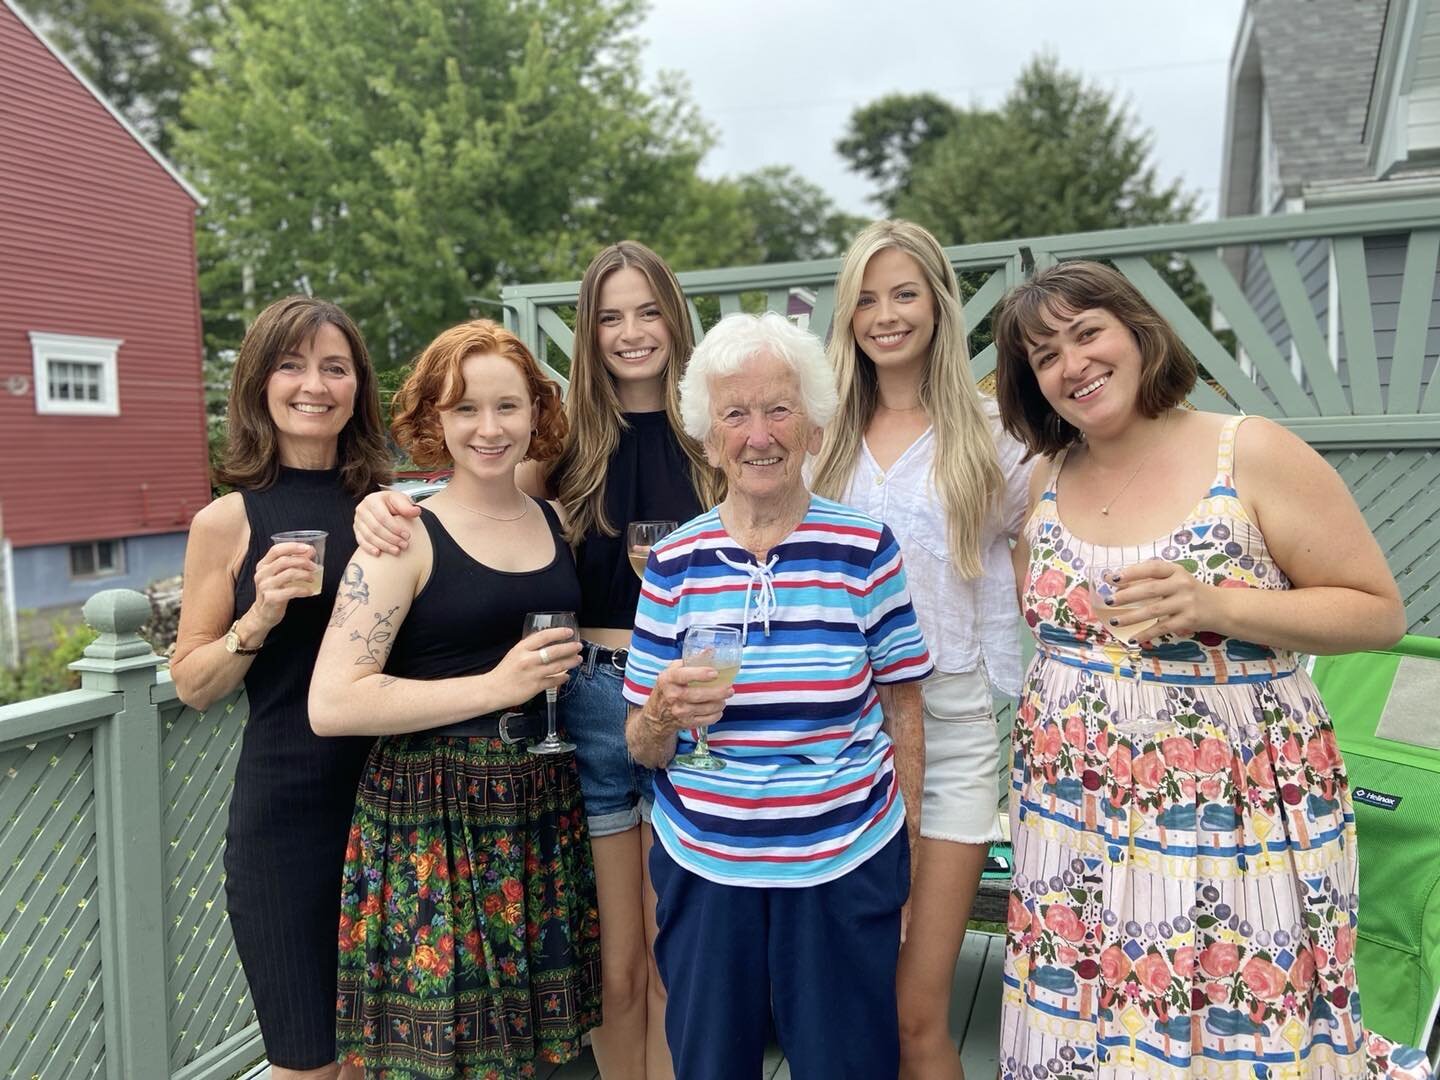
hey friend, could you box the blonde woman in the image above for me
[810,220,1034,1080]
[354,241,720,1080]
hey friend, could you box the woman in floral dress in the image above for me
[990,261,1431,1080]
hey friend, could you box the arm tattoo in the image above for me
[329,562,371,628]
[378,675,398,687]
[351,606,398,668]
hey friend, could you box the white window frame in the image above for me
[68,539,126,581]
[29,331,123,416]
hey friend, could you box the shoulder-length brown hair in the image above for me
[992,260,1197,458]
[550,241,723,544]
[390,319,567,470]
[216,295,392,497]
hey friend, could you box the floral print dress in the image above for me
[1002,416,1431,1080]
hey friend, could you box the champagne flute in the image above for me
[674,625,741,772]
[523,611,578,755]
[626,520,677,579]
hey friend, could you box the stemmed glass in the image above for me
[674,625,742,772]
[522,611,578,755]
[626,520,677,579]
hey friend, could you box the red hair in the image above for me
[391,320,568,469]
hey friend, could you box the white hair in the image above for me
[679,312,840,440]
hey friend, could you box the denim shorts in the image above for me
[557,642,655,838]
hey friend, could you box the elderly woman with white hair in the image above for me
[623,312,932,1080]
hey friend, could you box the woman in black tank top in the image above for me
[353,243,719,1079]
[170,297,392,1079]
[309,319,600,1078]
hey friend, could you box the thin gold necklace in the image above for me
[1097,411,1171,516]
[452,496,531,522]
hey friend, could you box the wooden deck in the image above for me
[242,932,1005,1080]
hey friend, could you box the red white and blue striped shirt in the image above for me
[622,496,933,887]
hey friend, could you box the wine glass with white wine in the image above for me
[626,520,677,579]
[522,610,578,755]
[673,625,741,772]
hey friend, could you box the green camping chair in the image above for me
[1311,634,1440,1063]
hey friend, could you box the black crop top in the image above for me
[384,500,582,680]
[569,411,703,629]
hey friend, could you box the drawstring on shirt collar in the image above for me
[715,550,778,643]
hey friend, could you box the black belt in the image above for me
[582,641,630,674]
[430,706,544,744]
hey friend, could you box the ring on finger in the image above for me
[539,647,551,664]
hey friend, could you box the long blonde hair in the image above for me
[550,241,722,543]
[809,220,1002,578]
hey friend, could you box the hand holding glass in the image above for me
[1088,564,1161,731]
[270,530,327,596]
[626,520,677,579]
[674,625,741,771]
[522,611,578,755]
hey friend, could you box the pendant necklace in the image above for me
[1098,411,1171,516]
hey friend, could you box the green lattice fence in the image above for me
[0,593,259,1080]
[161,685,254,1078]
[0,713,109,1080]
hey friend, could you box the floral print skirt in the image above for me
[1003,660,1432,1080]
[336,735,601,1079]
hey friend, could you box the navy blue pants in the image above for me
[650,829,910,1080]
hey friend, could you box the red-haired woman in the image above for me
[308,319,601,1078]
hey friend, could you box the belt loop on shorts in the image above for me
[581,641,599,678]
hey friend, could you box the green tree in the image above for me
[177,0,758,367]
[735,165,865,263]
[19,0,212,156]
[835,92,960,216]
[897,58,1196,244]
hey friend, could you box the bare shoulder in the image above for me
[1232,414,1331,486]
[186,492,249,574]
[190,491,247,537]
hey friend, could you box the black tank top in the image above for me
[232,465,373,777]
[385,499,582,681]
[569,411,702,629]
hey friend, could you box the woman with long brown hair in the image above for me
[354,241,719,1079]
[172,295,391,1080]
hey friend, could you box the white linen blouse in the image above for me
[837,397,1034,696]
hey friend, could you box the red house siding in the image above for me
[0,2,209,549]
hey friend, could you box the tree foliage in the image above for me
[177,0,772,365]
[18,0,213,156]
[834,91,961,217]
[735,165,865,264]
[838,58,1197,243]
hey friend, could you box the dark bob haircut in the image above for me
[216,295,392,497]
[390,319,567,470]
[992,260,1197,458]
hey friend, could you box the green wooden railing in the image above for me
[502,198,1440,633]
[0,591,256,1080]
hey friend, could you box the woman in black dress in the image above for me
[172,295,392,1080]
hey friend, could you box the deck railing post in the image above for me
[71,588,172,1080]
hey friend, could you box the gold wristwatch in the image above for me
[224,620,263,656]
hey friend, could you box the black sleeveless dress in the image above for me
[224,465,372,1070]
[335,501,602,1077]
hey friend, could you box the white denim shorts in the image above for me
[919,668,1005,845]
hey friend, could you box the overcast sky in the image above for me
[637,0,1247,221]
